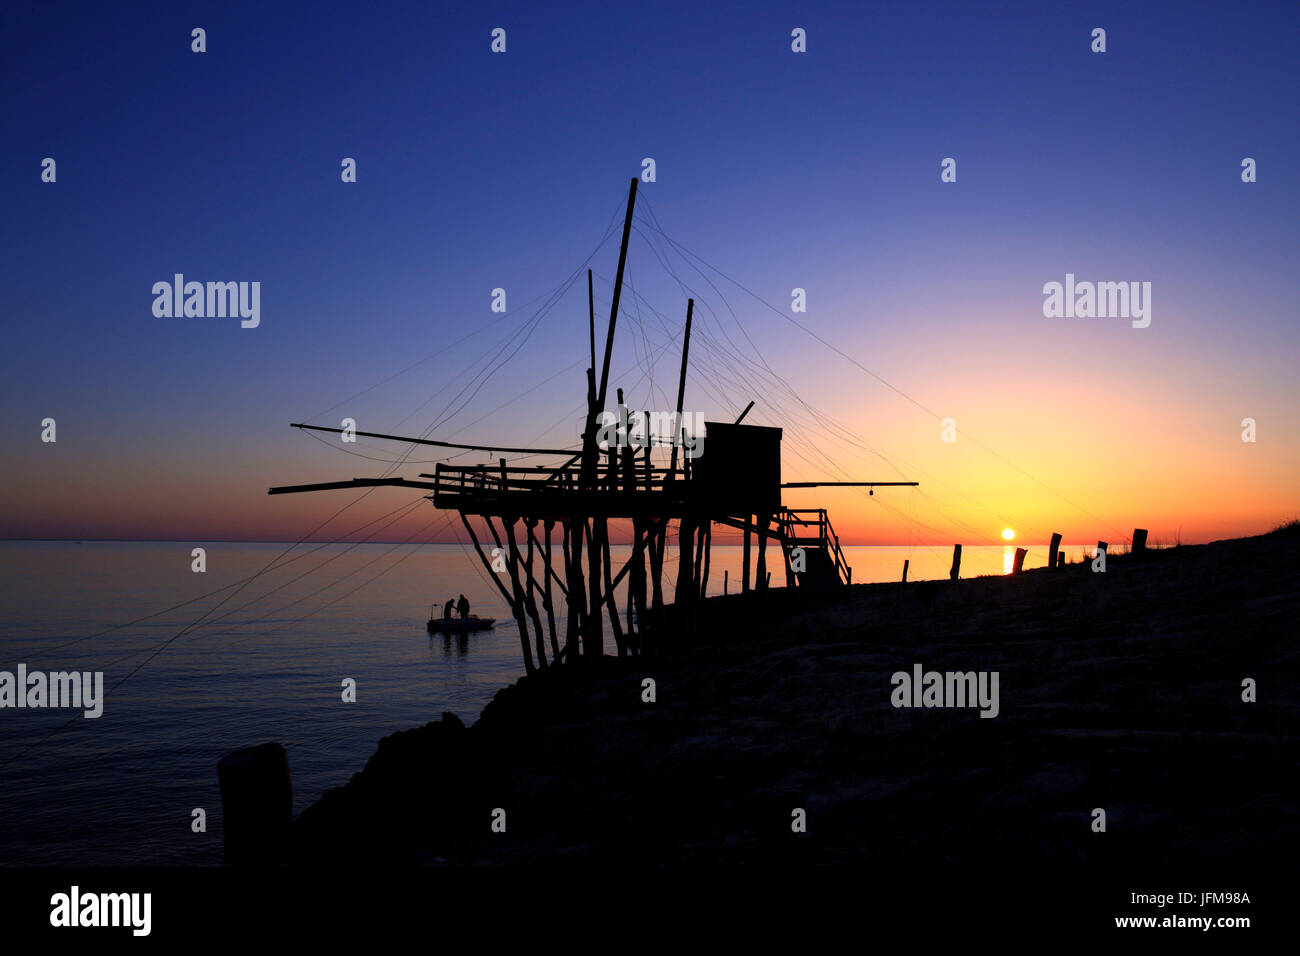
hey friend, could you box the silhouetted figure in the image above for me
[457,594,470,620]
[443,598,454,620]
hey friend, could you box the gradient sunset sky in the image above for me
[3,1,1296,547]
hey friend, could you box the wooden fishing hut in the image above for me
[269,178,917,671]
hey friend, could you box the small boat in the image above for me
[427,615,496,635]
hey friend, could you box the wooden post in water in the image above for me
[698,522,711,601]
[756,513,771,592]
[585,518,604,659]
[501,516,538,672]
[674,516,697,651]
[902,559,909,582]
[742,516,752,594]
[562,518,584,659]
[692,521,706,595]
[461,512,528,666]
[1057,551,1066,568]
[628,518,647,646]
[600,527,627,656]
[724,569,729,595]
[1048,533,1062,570]
[1013,547,1027,574]
[542,519,559,661]
[522,517,547,668]
[1132,528,1148,555]
[949,544,962,581]
[648,517,665,639]
[217,742,292,865]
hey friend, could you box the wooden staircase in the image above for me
[778,508,852,588]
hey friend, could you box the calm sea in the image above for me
[0,539,1073,865]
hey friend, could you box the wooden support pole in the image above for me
[612,388,623,490]
[625,523,638,643]
[587,268,596,373]
[724,569,729,595]
[462,513,515,612]
[698,521,711,601]
[543,520,560,661]
[562,518,587,660]
[755,513,771,592]
[501,517,538,672]
[1132,528,1148,555]
[949,544,962,581]
[693,520,706,596]
[629,518,647,647]
[462,513,533,673]
[1048,533,1062,570]
[782,531,795,589]
[742,515,752,594]
[669,298,695,482]
[636,519,649,636]
[1057,551,1066,568]
[597,178,638,413]
[1012,548,1027,574]
[600,521,627,656]
[526,522,568,598]
[522,518,547,669]
[643,433,652,491]
[649,518,666,630]
[902,559,909,583]
[586,517,603,659]
[674,517,697,651]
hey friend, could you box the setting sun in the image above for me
[1001,528,1015,541]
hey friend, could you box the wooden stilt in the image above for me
[742,515,752,594]
[526,522,568,599]
[460,512,517,612]
[501,516,539,671]
[755,513,770,592]
[599,522,627,655]
[543,519,559,661]
[585,517,603,659]
[674,516,697,651]
[522,518,547,668]
[469,514,534,674]
[781,516,795,588]
[648,518,665,635]
[698,521,711,600]
[693,520,706,596]
[562,518,585,660]
[629,518,647,650]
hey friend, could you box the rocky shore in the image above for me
[291,527,1298,866]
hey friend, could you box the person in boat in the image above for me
[443,598,454,620]
[457,593,470,620]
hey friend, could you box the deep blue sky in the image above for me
[3,1,1297,543]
